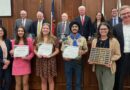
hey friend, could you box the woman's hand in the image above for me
[36,54,43,59]
[3,64,8,69]
[42,54,52,59]
[104,61,112,68]
[4,60,10,66]
[3,60,10,69]
[10,50,14,56]
[88,61,94,64]
[22,57,30,60]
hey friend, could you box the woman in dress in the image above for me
[0,26,12,90]
[10,26,34,90]
[34,23,59,90]
[89,22,121,90]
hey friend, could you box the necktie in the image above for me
[37,21,41,36]
[113,18,116,26]
[62,22,65,33]
[81,16,84,25]
[22,19,25,26]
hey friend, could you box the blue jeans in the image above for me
[64,60,82,90]
[0,63,12,90]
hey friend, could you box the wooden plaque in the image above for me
[88,48,111,65]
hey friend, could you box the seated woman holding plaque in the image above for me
[61,21,88,90]
[88,22,121,90]
[34,23,59,90]
[10,26,34,90]
[0,26,12,90]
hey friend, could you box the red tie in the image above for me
[81,16,84,25]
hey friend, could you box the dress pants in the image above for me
[114,53,130,90]
[64,60,82,90]
[0,63,12,90]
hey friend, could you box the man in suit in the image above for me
[108,8,122,28]
[74,5,94,40]
[113,5,130,90]
[14,10,32,37]
[30,11,46,38]
[56,13,70,42]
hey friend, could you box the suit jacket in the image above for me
[56,21,70,39]
[107,17,122,28]
[75,16,94,39]
[30,19,46,37]
[113,23,124,55]
[93,21,99,34]
[14,19,33,35]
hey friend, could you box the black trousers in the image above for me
[114,53,130,90]
[0,63,12,90]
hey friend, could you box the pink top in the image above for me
[12,38,34,75]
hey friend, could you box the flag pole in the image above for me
[51,11,53,35]
[101,0,105,16]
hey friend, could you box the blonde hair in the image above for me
[119,5,130,12]
[78,5,86,11]
[37,23,56,44]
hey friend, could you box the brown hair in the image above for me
[15,26,27,45]
[96,22,113,39]
[119,5,130,12]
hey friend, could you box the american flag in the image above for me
[51,0,55,35]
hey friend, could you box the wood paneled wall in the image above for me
[2,0,130,38]
[1,0,130,90]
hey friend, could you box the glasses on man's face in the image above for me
[121,12,130,16]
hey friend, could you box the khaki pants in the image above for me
[95,65,115,90]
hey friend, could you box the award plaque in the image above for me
[88,48,111,65]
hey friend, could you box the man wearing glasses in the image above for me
[113,5,130,90]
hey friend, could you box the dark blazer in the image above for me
[30,19,46,37]
[107,17,122,28]
[113,23,124,54]
[93,21,99,34]
[56,21,70,39]
[0,39,12,63]
[14,19,33,35]
[75,16,94,39]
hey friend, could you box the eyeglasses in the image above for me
[99,28,108,30]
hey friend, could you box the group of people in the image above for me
[0,4,130,90]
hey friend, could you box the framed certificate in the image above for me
[14,45,29,57]
[37,43,53,56]
[62,46,79,59]
[88,48,111,65]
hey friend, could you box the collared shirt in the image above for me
[61,35,88,51]
[123,24,130,53]
[80,15,85,25]
[80,15,85,21]
[112,16,119,26]
[37,20,43,36]
[22,19,26,26]
[62,21,67,34]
